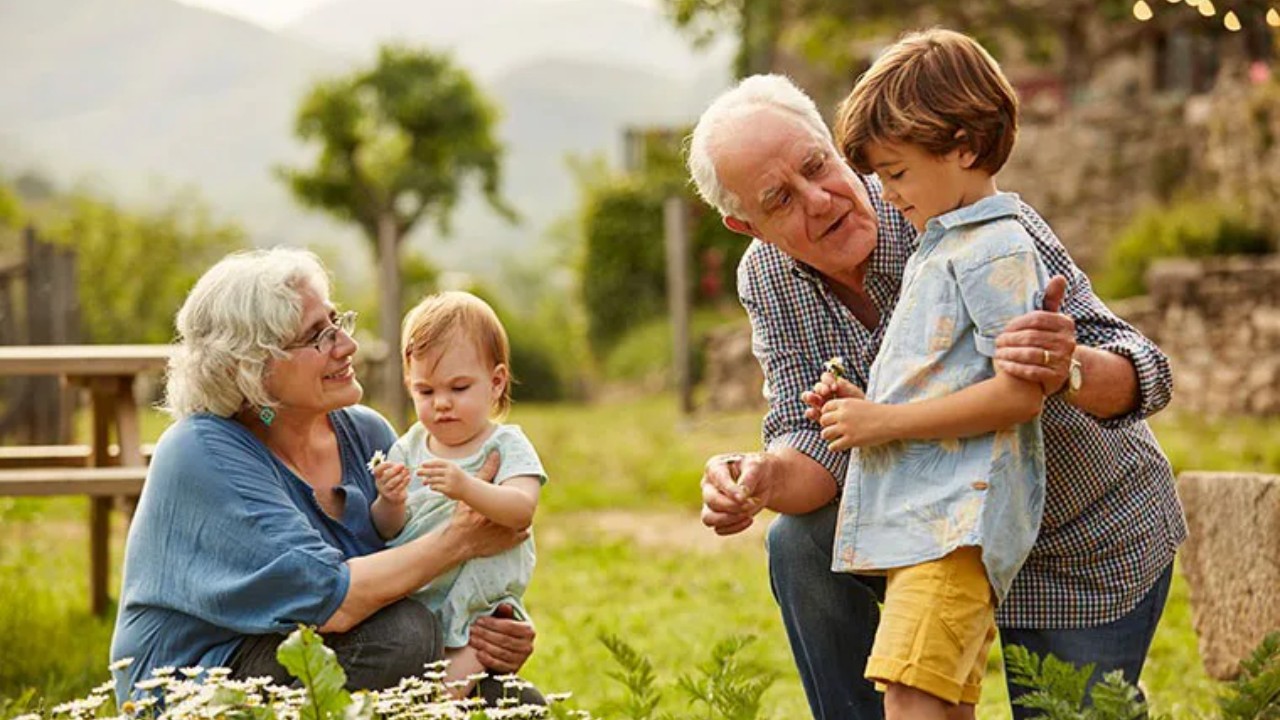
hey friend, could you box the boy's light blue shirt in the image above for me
[832,192,1049,602]
[109,406,397,701]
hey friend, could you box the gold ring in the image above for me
[1043,349,1052,366]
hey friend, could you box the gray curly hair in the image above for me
[162,248,331,419]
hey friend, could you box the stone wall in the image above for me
[1177,471,1280,679]
[1112,255,1280,416]
[701,323,766,413]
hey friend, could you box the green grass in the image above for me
[3,398,1276,717]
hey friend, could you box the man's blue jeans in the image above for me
[766,506,1173,719]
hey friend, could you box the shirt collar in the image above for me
[927,191,1021,232]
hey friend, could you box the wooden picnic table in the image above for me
[0,344,171,615]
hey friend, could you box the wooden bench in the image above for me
[0,466,147,496]
[0,460,150,615]
[0,344,170,615]
[0,443,156,469]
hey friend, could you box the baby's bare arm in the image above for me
[456,475,541,529]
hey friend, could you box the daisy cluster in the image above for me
[22,658,587,720]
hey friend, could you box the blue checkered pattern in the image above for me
[739,174,1187,628]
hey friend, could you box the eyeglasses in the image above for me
[285,310,358,354]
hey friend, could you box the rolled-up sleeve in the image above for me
[1061,270,1174,426]
[1018,203,1174,426]
[740,250,849,485]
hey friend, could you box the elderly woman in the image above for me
[110,248,537,703]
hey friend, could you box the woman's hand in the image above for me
[469,603,535,672]
[447,502,526,561]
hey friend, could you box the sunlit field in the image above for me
[2,397,1270,718]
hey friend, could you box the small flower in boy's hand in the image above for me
[366,450,387,473]
[823,356,848,380]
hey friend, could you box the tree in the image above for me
[660,0,1160,95]
[48,190,245,344]
[279,45,515,423]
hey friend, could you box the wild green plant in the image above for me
[598,633,777,720]
[1006,631,1280,720]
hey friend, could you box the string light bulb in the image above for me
[1269,7,1280,26]
[1199,0,1216,15]
[1224,10,1242,29]
[1133,0,1155,20]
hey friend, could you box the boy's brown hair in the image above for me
[835,28,1019,176]
[401,290,512,416]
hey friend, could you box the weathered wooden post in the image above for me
[664,196,693,415]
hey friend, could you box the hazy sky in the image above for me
[177,0,658,29]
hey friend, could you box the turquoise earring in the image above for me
[258,406,276,427]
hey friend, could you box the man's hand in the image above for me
[994,275,1075,395]
[700,452,775,536]
[469,603,536,673]
[372,461,411,505]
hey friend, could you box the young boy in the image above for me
[818,28,1051,718]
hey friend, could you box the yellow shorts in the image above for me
[865,546,997,705]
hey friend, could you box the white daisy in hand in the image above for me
[366,450,387,473]
[823,356,848,380]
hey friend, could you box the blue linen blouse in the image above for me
[109,405,397,700]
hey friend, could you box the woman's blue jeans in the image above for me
[766,505,1173,719]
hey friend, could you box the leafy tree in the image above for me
[661,0,1183,95]
[0,181,20,227]
[279,45,514,422]
[46,191,245,345]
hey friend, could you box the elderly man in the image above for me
[689,75,1185,719]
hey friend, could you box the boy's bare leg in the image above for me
[884,684,974,720]
[443,645,487,699]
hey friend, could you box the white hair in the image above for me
[687,74,834,218]
[163,247,332,419]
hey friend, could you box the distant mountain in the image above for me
[0,0,733,280]
[285,0,731,79]
[0,0,348,244]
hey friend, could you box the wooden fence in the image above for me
[0,225,80,443]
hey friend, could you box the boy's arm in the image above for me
[454,476,540,529]
[819,371,1042,450]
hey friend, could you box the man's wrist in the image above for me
[1054,350,1084,401]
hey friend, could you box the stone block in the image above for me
[1177,472,1280,679]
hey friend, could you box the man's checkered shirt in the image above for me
[738,175,1187,628]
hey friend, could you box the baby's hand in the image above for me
[373,461,411,505]
[418,459,474,501]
